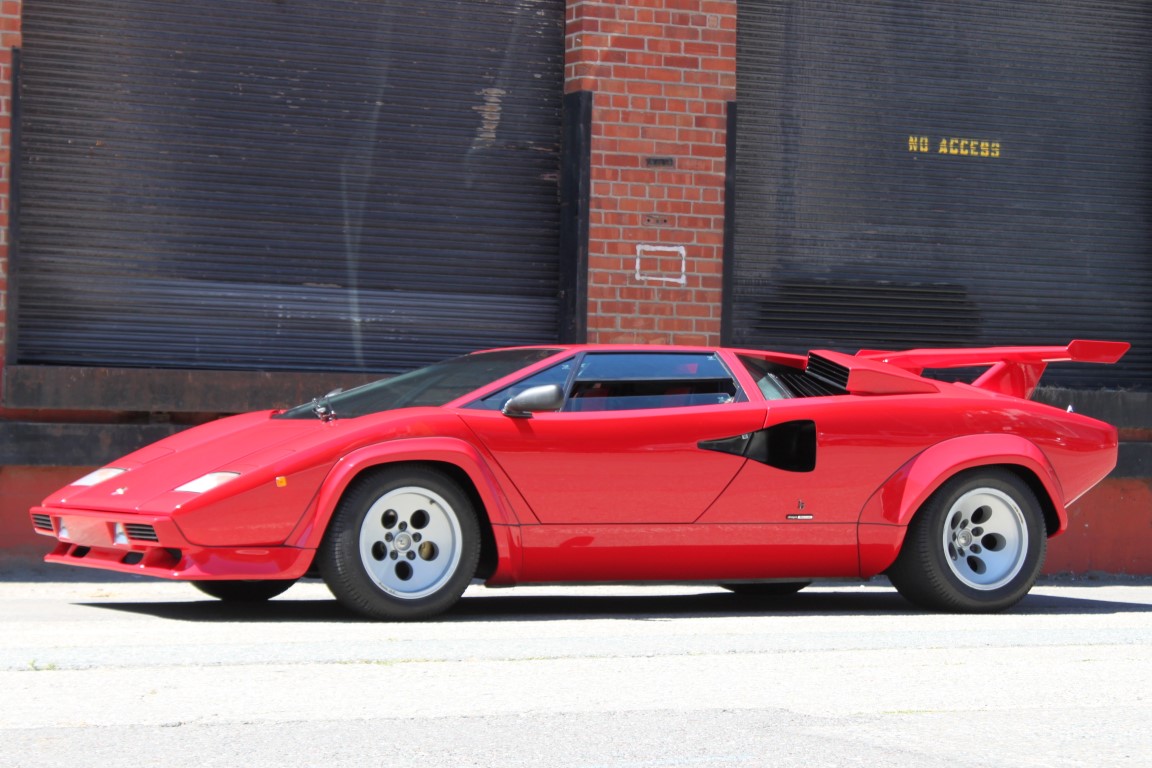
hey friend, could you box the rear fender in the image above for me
[857,434,1066,575]
[284,437,525,579]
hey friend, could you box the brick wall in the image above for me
[0,1,18,363]
[566,0,736,346]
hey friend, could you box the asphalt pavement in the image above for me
[1,560,1150,768]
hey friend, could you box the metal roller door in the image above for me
[15,0,564,373]
[730,1,1151,389]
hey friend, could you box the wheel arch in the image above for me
[285,437,524,582]
[858,434,1066,576]
[1001,465,1061,538]
[416,461,502,582]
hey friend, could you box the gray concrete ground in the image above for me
[1,561,1150,768]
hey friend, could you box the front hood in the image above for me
[44,411,332,513]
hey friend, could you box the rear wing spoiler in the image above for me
[856,340,1130,399]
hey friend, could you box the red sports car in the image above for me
[30,340,1127,619]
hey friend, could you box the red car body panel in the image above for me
[29,341,1127,590]
[517,523,862,583]
[458,403,767,525]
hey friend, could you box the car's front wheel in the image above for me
[191,579,297,602]
[318,466,481,621]
[887,468,1046,612]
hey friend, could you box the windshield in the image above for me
[275,348,562,420]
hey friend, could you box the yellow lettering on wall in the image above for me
[908,135,930,153]
[920,135,1002,159]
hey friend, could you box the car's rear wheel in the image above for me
[318,466,481,621]
[191,579,297,602]
[887,469,1046,612]
[720,581,810,597]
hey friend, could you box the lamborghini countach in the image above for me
[30,340,1128,619]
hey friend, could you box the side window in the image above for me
[565,352,740,412]
[465,359,574,411]
[737,355,796,401]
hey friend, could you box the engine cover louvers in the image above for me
[805,353,851,391]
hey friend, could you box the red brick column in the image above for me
[566,0,736,346]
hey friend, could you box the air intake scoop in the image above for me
[806,351,940,396]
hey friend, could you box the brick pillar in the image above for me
[0,1,19,364]
[566,0,736,346]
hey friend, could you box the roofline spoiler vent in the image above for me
[806,351,939,396]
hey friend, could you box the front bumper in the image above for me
[30,506,314,581]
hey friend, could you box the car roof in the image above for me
[477,343,790,356]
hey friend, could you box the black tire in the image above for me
[318,466,481,621]
[887,469,1047,612]
[720,582,810,597]
[191,579,297,602]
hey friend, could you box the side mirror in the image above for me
[502,384,565,418]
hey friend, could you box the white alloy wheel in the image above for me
[319,467,481,621]
[887,468,1046,613]
[358,486,464,600]
[941,487,1028,591]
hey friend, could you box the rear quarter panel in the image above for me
[699,387,1117,578]
[854,389,1118,574]
[855,391,1119,527]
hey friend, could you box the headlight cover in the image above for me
[71,467,128,487]
[175,472,241,494]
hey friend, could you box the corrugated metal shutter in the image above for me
[15,0,564,373]
[730,1,1151,389]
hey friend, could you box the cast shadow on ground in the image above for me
[81,586,1152,624]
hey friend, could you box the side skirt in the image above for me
[516,523,859,583]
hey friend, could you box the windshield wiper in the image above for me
[311,388,343,422]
